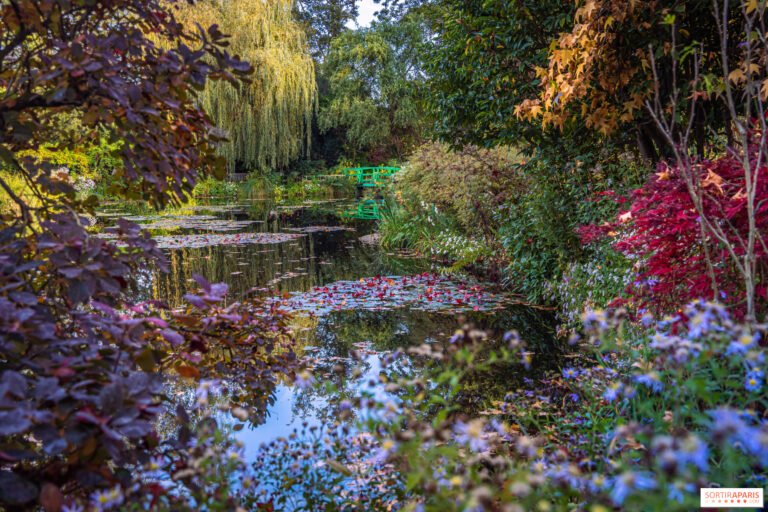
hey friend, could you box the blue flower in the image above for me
[709,408,750,442]
[609,471,657,505]
[678,435,709,472]
[742,428,768,467]
[728,332,759,355]
[668,482,696,503]
[562,367,579,379]
[294,370,315,389]
[687,311,713,338]
[603,382,623,402]
[454,419,488,452]
[582,309,608,330]
[634,372,664,392]
[370,438,398,464]
[587,473,609,493]
[90,486,124,511]
[745,370,764,392]
[640,312,654,328]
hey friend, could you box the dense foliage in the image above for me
[427,0,573,147]
[0,0,299,508]
[295,0,359,59]
[319,14,429,162]
[380,142,521,271]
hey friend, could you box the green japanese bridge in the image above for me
[343,166,400,187]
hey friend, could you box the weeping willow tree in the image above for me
[175,0,317,173]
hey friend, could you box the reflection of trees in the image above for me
[125,196,441,310]
[154,370,284,445]
[286,306,560,423]
[125,198,563,443]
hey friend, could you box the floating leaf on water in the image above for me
[137,218,259,232]
[284,225,355,234]
[152,232,305,249]
[270,273,509,316]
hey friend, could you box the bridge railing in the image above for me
[342,166,401,187]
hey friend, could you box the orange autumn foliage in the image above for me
[516,0,656,135]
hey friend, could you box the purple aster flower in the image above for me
[90,486,124,511]
[746,370,764,392]
[489,418,507,437]
[454,419,488,452]
[603,382,623,402]
[610,471,657,505]
[739,427,768,467]
[634,372,664,392]
[504,330,522,348]
[709,408,750,441]
[582,309,608,330]
[294,370,315,389]
[678,435,709,472]
[545,463,585,490]
[640,312,654,328]
[370,438,398,464]
[562,367,579,379]
[587,473,609,493]
[687,311,713,338]
[728,332,759,355]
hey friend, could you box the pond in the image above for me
[97,190,558,477]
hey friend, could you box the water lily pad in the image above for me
[138,218,260,232]
[153,232,305,249]
[271,273,508,316]
[284,226,355,234]
[182,205,249,212]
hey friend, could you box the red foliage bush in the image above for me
[581,137,768,315]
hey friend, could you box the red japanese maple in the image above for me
[582,130,768,316]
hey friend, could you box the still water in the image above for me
[97,192,557,463]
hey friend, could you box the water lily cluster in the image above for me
[272,273,509,316]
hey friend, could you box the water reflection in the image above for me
[98,195,558,458]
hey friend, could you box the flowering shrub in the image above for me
[395,142,524,236]
[251,423,401,510]
[311,301,768,510]
[74,176,97,194]
[500,149,646,305]
[549,249,634,328]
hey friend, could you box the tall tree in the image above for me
[176,0,317,173]
[427,0,573,148]
[319,14,429,162]
[295,0,359,60]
